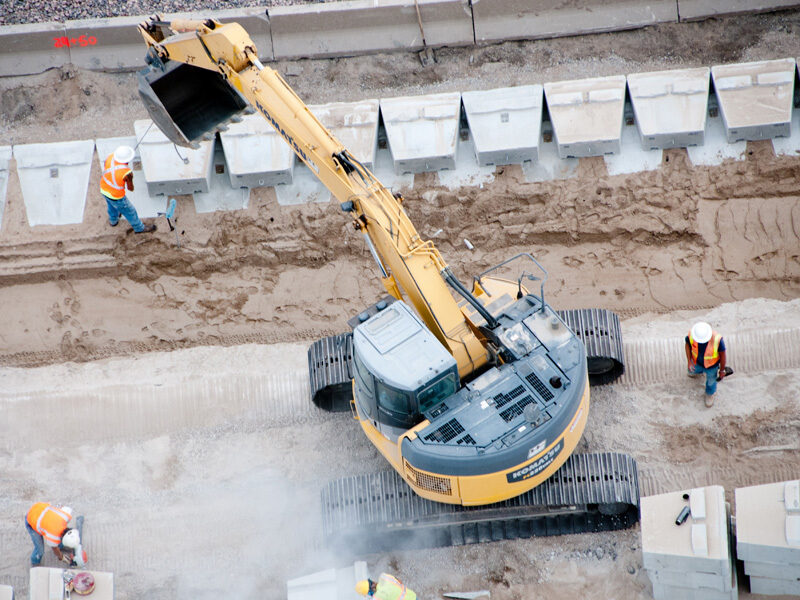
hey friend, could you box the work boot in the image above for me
[704,394,715,408]
[135,224,157,234]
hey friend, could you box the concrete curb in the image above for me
[677,0,800,21]
[267,0,473,60]
[1,1,799,77]
[472,0,678,44]
[64,15,148,72]
[0,21,70,76]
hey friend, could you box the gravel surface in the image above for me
[0,0,319,26]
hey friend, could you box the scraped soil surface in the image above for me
[1,10,800,600]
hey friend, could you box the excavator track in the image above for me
[558,308,625,386]
[308,333,353,412]
[321,452,639,554]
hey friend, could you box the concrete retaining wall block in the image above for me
[0,22,70,76]
[677,0,800,21]
[267,0,473,60]
[472,0,678,44]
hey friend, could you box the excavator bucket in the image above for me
[138,60,249,147]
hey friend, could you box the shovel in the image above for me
[157,197,180,248]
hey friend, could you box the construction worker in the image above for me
[355,573,417,600]
[25,502,87,567]
[685,321,727,407]
[100,145,156,234]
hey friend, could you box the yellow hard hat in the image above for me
[355,580,370,596]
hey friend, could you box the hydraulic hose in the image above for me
[441,267,499,330]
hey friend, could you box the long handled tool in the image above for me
[157,197,180,247]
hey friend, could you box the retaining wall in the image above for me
[1,1,800,77]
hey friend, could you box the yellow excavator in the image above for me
[137,16,638,552]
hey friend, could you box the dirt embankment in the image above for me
[1,10,800,368]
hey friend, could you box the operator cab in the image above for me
[351,300,458,439]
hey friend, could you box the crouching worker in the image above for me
[25,502,88,567]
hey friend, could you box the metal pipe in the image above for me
[364,233,389,278]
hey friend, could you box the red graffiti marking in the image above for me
[53,35,98,48]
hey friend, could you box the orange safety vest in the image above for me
[26,502,70,546]
[100,154,132,200]
[689,331,721,368]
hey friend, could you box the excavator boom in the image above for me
[137,16,489,380]
[137,15,635,527]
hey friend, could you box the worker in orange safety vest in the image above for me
[25,502,87,567]
[685,321,728,408]
[100,145,156,234]
[355,573,417,600]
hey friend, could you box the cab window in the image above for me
[417,372,457,413]
[376,380,410,414]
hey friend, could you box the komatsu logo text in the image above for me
[507,439,564,483]
[255,100,319,173]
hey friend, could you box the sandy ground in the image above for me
[0,301,798,599]
[0,8,799,600]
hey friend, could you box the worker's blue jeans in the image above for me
[689,362,720,395]
[104,195,144,232]
[25,520,44,566]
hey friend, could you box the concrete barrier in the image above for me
[64,16,148,72]
[678,0,800,21]
[267,0,473,60]
[64,8,272,73]
[0,21,69,76]
[472,0,678,44]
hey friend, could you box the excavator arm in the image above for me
[138,16,490,378]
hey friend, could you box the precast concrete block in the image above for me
[309,99,380,169]
[544,75,626,158]
[29,567,113,600]
[736,480,800,565]
[744,559,800,579]
[380,92,461,174]
[641,486,730,575]
[652,571,737,600]
[677,0,800,21]
[134,120,215,196]
[165,8,273,62]
[268,0,473,60]
[64,16,148,71]
[461,85,543,166]
[472,0,677,44]
[712,58,796,143]
[749,575,800,596]
[287,560,368,600]
[627,67,710,150]
[0,584,12,600]
[647,566,735,592]
[0,146,11,229]
[0,22,69,76]
[218,114,295,189]
[13,140,95,227]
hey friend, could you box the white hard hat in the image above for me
[62,528,81,550]
[113,145,135,164]
[691,321,712,344]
